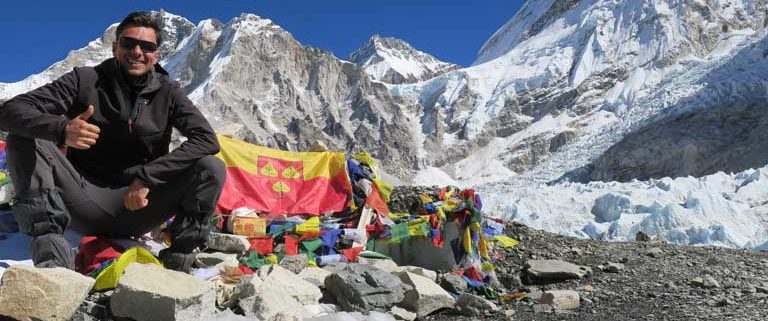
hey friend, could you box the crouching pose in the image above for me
[0,12,225,272]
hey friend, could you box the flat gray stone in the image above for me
[0,265,94,321]
[646,247,664,258]
[539,290,580,310]
[325,263,411,312]
[111,263,215,321]
[524,260,591,282]
[454,293,499,317]
[207,232,251,253]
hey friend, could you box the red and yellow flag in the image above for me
[215,135,351,216]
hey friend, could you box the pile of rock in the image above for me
[0,250,500,321]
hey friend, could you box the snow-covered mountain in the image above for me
[0,12,421,177]
[349,35,459,84]
[396,0,768,187]
[2,1,768,249]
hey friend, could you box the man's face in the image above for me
[113,26,159,78]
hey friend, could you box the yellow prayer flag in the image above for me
[494,235,520,248]
[295,217,320,234]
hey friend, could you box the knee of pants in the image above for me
[5,134,36,152]
[193,155,226,189]
[12,189,70,236]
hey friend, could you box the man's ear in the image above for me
[112,41,117,57]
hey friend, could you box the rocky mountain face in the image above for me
[174,14,420,176]
[391,0,768,184]
[349,35,459,84]
[1,1,767,183]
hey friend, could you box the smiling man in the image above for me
[0,12,225,272]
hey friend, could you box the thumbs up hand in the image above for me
[65,105,101,149]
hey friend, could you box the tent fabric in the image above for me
[93,247,161,291]
[75,236,123,275]
[215,135,352,216]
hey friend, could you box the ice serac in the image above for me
[349,35,460,84]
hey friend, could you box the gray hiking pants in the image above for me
[6,134,225,267]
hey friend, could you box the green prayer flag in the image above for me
[389,223,410,244]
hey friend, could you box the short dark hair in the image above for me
[116,12,162,45]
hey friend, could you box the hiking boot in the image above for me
[158,248,196,273]
[30,233,75,269]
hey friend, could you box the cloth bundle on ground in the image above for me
[75,236,161,291]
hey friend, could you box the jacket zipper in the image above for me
[129,98,146,134]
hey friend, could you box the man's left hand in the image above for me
[124,178,150,211]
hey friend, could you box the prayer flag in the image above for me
[215,135,351,216]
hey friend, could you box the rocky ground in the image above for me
[3,213,768,320]
[428,223,768,321]
[65,222,768,321]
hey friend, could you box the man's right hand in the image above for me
[65,105,100,149]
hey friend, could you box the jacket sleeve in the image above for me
[0,71,79,143]
[124,83,220,187]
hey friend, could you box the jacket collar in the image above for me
[101,58,165,95]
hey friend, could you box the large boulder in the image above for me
[110,263,215,321]
[0,265,94,321]
[396,271,455,317]
[325,263,412,312]
[238,274,302,320]
[239,265,323,320]
[257,264,323,305]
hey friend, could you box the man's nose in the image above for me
[130,44,144,55]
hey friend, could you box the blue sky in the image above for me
[0,1,524,82]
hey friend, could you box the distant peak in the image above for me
[349,34,459,84]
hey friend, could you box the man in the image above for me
[0,12,225,272]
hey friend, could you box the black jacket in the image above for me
[0,58,219,187]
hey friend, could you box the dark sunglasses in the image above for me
[118,36,158,53]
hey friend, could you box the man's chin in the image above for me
[125,68,148,77]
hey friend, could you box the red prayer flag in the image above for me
[342,246,363,262]
[284,235,299,255]
[248,236,274,255]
